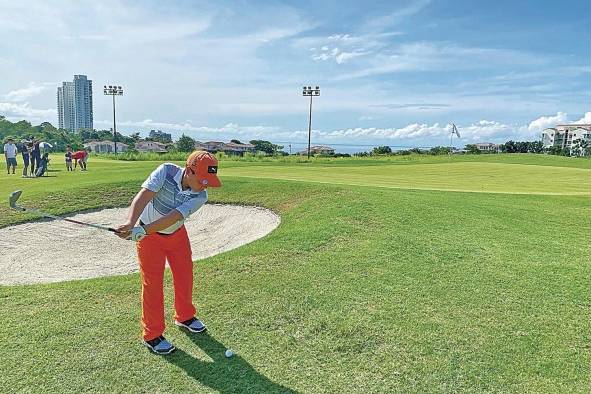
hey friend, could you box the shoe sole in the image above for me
[143,341,177,355]
[174,320,207,333]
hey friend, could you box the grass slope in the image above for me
[1,155,590,393]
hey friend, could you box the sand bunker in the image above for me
[0,204,280,285]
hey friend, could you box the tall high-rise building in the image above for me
[57,82,74,131]
[57,75,93,131]
[73,75,93,130]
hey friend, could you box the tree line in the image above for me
[362,140,590,157]
[467,140,591,156]
[176,135,286,155]
[0,117,285,155]
[0,116,136,151]
[356,146,453,156]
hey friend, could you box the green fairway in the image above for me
[222,160,591,195]
[1,154,591,393]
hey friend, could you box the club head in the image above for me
[9,190,23,210]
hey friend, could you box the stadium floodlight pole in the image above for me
[450,123,460,154]
[302,85,320,159]
[103,85,124,154]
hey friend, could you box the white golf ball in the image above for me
[225,349,234,358]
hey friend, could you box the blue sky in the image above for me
[1,0,590,152]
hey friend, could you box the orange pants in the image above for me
[136,225,196,341]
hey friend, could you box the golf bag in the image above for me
[35,154,50,177]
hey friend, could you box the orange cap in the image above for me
[186,151,222,188]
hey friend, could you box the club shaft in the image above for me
[17,205,116,232]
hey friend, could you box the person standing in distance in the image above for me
[115,151,222,355]
[65,145,73,171]
[20,139,32,178]
[3,138,18,175]
[29,138,41,176]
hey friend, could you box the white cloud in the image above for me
[528,112,569,132]
[0,102,56,121]
[305,31,401,65]
[4,82,53,102]
[574,112,591,124]
[310,119,530,142]
[95,119,279,140]
[362,0,432,32]
[458,120,528,140]
[332,41,545,81]
[529,111,591,129]
[335,51,367,64]
[312,46,367,64]
[60,34,111,41]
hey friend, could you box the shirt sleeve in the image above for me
[174,194,207,219]
[141,164,167,192]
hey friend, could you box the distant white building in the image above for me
[542,124,591,150]
[135,141,168,153]
[194,141,208,150]
[194,141,255,156]
[148,129,172,143]
[298,145,335,155]
[474,142,501,153]
[84,140,128,153]
[223,142,256,155]
[199,141,226,152]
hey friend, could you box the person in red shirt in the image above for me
[71,149,88,171]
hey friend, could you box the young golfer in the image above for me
[115,151,221,355]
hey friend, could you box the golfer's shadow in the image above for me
[167,332,296,393]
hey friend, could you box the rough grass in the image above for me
[1,155,590,393]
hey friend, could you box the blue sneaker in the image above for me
[175,317,207,333]
[143,335,176,355]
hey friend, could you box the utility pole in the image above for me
[302,86,320,159]
[103,85,123,154]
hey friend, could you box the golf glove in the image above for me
[130,226,147,241]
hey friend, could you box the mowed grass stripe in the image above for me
[223,162,591,195]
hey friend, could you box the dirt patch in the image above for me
[0,204,280,285]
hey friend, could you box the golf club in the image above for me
[9,190,118,233]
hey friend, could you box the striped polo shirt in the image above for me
[140,163,208,234]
